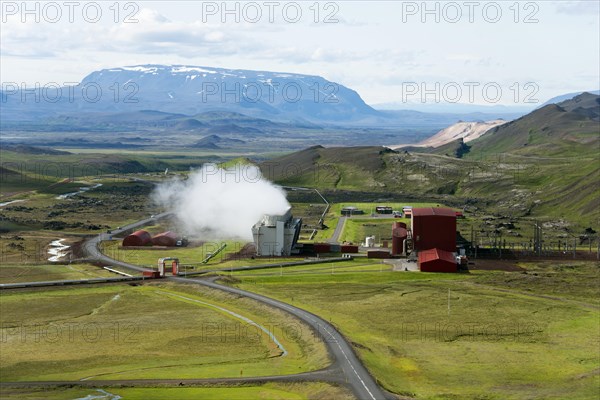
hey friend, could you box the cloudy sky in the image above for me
[1,0,598,105]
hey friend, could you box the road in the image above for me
[327,216,347,244]
[171,276,390,400]
[0,276,144,290]
[81,212,172,274]
[82,211,391,398]
[7,202,392,398]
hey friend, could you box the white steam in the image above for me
[152,164,290,241]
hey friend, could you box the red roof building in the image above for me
[418,248,457,272]
[122,230,152,247]
[411,207,456,252]
[151,231,178,247]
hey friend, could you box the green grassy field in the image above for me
[0,383,354,400]
[100,240,306,271]
[0,282,329,382]
[227,261,600,399]
[0,179,162,233]
[339,217,399,244]
[0,263,115,284]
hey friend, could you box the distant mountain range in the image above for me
[1,65,381,125]
[538,90,600,108]
[1,65,598,135]
[373,101,533,116]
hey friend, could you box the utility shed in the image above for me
[122,230,152,247]
[411,207,456,252]
[341,206,364,216]
[151,231,178,247]
[418,248,457,272]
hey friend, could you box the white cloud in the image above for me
[0,2,597,106]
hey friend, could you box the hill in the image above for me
[258,96,599,227]
[191,135,246,149]
[538,89,600,108]
[468,93,600,157]
[391,120,507,149]
[260,145,397,190]
[0,145,71,155]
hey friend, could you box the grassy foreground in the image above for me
[0,263,116,284]
[227,261,600,399]
[0,282,329,382]
[0,383,353,400]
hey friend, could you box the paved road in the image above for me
[327,216,347,244]
[0,369,341,389]
[172,276,390,400]
[10,204,392,399]
[81,212,172,274]
[0,276,144,290]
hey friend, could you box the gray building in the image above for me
[252,208,302,256]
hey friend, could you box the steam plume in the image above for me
[152,164,290,240]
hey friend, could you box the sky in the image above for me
[1,0,599,106]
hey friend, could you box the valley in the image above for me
[1,62,598,400]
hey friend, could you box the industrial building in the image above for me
[151,231,178,247]
[418,248,458,272]
[375,206,393,214]
[411,207,456,252]
[410,207,458,272]
[341,206,364,216]
[122,230,152,246]
[252,208,302,256]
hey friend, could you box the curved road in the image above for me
[82,212,172,273]
[171,276,389,400]
[78,212,390,399]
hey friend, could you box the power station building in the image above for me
[410,207,458,273]
[418,248,458,273]
[411,207,456,252]
[252,208,302,256]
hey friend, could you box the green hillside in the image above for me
[257,95,600,229]
[468,93,599,157]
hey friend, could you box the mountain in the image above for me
[468,93,600,156]
[373,101,533,117]
[538,90,600,108]
[391,120,508,149]
[1,64,526,130]
[1,65,380,125]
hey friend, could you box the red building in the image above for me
[313,243,331,253]
[367,249,391,259]
[122,230,152,247]
[411,207,456,252]
[341,244,359,253]
[418,248,457,272]
[151,231,178,247]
